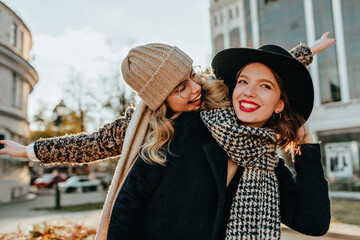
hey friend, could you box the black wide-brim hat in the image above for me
[211,45,314,121]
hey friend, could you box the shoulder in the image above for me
[115,107,135,122]
[171,112,213,150]
[173,112,204,132]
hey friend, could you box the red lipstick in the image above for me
[239,100,259,112]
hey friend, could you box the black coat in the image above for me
[107,112,330,240]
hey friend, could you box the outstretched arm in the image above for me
[289,32,335,67]
[0,107,134,164]
[310,32,336,55]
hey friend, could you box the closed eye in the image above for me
[177,81,187,92]
[237,79,247,84]
[261,84,272,89]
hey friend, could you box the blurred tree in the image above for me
[87,66,137,121]
[30,105,85,141]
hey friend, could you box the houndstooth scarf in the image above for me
[200,107,281,240]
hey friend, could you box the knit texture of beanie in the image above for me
[121,43,193,110]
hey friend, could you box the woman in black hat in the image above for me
[198,44,330,239]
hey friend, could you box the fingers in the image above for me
[0,140,8,154]
[322,31,330,38]
[0,140,10,147]
[0,148,7,154]
[323,31,336,43]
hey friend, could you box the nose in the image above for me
[243,84,257,97]
[190,78,201,93]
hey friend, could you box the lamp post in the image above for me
[53,100,66,210]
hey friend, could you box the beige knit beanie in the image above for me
[121,43,193,110]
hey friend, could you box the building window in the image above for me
[220,13,223,24]
[12,72,17,106]
[229,8,233,20]
[230,28,240,48]
[313,0,341,103]
[258,0,307,48]
[342,0,360,99]
[264,0,279,4]
[214,15,218,26]
[12,72,23,109]
[18,78,23,109]
[236,6,239,17]
[290,21,299,30]
[10,23,17,47]
[20,31,24,54]
[214,34,224,54]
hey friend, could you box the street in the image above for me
[0,189,358,239]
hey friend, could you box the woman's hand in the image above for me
[310,32,336,55]
[0,140,28,158]
[297,125,314,144]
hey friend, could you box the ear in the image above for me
[275,99,284,114]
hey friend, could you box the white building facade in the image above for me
[0,2,38,203]
[210,0,360,191]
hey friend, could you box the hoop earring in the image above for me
[272,112,282,120]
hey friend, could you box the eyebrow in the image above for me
[237,74,276,88]
[174,80,187,89]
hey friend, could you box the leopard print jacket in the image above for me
[33,44,313,164]
[34,107,134,164]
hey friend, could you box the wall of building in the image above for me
[0,2,32,61]
[0,2,38,203]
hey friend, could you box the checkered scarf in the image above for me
[200,107,281,240]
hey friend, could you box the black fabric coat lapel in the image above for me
[202,142,228,239]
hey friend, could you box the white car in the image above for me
[58,175,101,193]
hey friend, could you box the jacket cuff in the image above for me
[294,143,324,172]
[27,143,40,162]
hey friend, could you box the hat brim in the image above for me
[211,47,314,121]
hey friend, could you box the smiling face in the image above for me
[232,62,284,128]
[165,68,202,113]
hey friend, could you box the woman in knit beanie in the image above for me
[0,33,335,239]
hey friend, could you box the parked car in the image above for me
[94,172,112,190]
[34,173,67,189]
[58,175,101,193]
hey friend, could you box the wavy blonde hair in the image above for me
[140,72,230,166]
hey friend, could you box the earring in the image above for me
[272,112,282,119]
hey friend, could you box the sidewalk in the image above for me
[1,209,359,239]
[329,191,360,201]
[282,223,360,240]
[1,190,359,239]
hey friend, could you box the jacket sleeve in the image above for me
[277,144,331,236]
[32,107,134,164]
[289,44,313,67]
[107,157,166,239]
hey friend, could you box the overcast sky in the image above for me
[2,0,212,128]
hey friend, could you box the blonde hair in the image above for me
[140,72,230,165]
